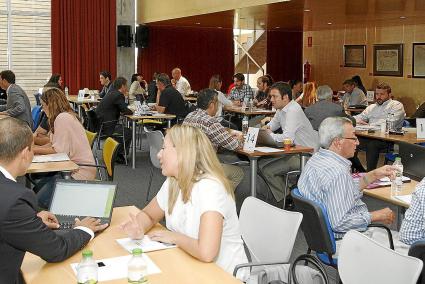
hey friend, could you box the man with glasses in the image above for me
[298,117,402,247]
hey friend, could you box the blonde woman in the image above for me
[296,81,317,108]
[120,125,248,279]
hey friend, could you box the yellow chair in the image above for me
[85,130,98,149]
[79,137,120,181]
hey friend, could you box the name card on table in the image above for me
[418,118,425,139]
[367,91,375,102]
[243,127,259,152]
[77,90,85,101]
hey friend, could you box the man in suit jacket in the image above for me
[95,77,133,162]
[0,70,33,129]
[0,117,108,284]
[304,85,352,131]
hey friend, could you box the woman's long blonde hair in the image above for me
[41,88,77,133]
[166,125,233,214]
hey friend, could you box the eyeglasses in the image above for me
[341,137,358,141]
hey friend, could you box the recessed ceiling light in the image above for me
[400,16,407,19]
[304,9,311,12]
[217,26,222,29]
[327,22,332,25]
[195,22,201,25]
[275,26,280,29]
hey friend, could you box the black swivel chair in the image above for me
[409,240,425,284]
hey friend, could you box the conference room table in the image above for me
[21,206,242,284]
[67,95,101,119]
[26,160,79,176]
[363,179,419,208]
[236,146,314,197]
[224,106,276,117]
[125,114,176,169]
[355,130,425,144]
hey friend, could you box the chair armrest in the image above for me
[368,223,394,250]
[233,261,290,276]
[77,163,107,170]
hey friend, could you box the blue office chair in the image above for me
[291,188,395,270]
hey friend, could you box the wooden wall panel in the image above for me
[304,24,425,115]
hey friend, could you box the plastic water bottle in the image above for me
[385,112,392,134]
[242,115,249,135]
[248,98,254,111]
[77,250,98,284]
[64,86,69,98]
[391,157,404,196]
[128,248,148,283]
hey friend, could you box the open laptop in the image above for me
[256,129,284,148]
[399,142,425,180]
[48,180,117,230]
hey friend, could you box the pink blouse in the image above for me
[51,112,96,180]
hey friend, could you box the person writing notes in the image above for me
[120,125,248,280]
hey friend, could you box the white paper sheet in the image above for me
[71,254,161,282]
[116,236,176,253]
[32,153,70,163]
[379,176,411,182]
[393,194,412,205]
[254,147,284,153]
[355,125,380,131]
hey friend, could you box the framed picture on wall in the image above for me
[413,43,425,78]
[344,45,366,68]
[373,44,403,76]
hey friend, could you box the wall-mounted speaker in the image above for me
[135,25,149,48]
[117,25,132,47]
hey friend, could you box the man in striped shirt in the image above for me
[298,117,396,239]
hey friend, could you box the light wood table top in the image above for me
[67,96,101,104]
[237,145,314,158]
[363,180,419,208]
[26,160,79,174]
[224,106,275,116]
[356,130,425,144]
[22,206,241,284]
[125,114,176,121]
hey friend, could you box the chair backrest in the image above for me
[85,130,98,149]
[31,105,43,131]
[409,240,425,284]
[291,188,336,260]
[145,129,164,169]
[339,230,423,284]
[103,137,120,180]
[239,196,303,263]
[86,109,99,132]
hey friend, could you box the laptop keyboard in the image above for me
[57,215,109,230]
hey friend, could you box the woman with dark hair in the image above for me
[47,74,63,88]
[129,73,147,103]
[352,75,367,95]
[209,74,232,117]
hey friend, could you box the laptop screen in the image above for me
[49,181,117,218]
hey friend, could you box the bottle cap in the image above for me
[82,250,93,257]
[132,248,143,255]
[395,157,401,161]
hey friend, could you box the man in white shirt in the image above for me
[171,67,191,97]
[259,82,319,203]
[0,117,108,283]
[354,82,406,170]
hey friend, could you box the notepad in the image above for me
[393,194,412,205]
[32,153,70,163]
[71,254,161,282]
[116,235,176,253]
[254,147,285,153]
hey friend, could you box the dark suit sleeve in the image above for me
[1,191,91,263]
[114,94,133,115]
